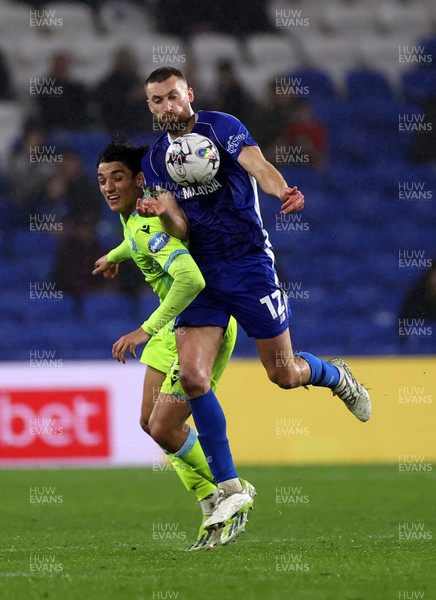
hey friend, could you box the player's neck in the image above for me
[121,207,135,222]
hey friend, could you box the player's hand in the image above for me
[136,196,163,217]
[112,328,151,364]
[92,255,119,279]
[136,190,173,217]
[279,186,304,215]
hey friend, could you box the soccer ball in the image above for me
[165,133,220,186]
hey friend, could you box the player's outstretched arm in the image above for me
[237,145,304,215]
[136,189,190,241]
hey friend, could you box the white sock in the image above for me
[218,478,243,494]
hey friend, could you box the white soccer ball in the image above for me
[165,133,220,186]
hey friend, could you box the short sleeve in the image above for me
[213,112,258,160]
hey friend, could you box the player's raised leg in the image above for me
[255,330,371,422]
[254,329,310,389]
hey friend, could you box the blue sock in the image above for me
[188,389,238,483]
[297,352,340,388]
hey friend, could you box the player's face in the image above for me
[146,76,194,131]
[97,162,143,218]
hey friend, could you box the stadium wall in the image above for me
[0,358,435,467]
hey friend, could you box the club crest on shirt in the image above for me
[226,133,246,154]
[148,232,170,253]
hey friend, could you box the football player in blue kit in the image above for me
[138,67,372,529]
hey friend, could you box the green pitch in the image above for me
[1,465,434,600]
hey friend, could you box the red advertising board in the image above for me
[0,389,110,459]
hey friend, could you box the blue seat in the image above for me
[10,229,58,259]
[398,321,436,354]
[48,130,111,176]
[414,36,436,65]
[401,68,436,104]
[0,320,66,357]
[24,293,77,323]
[347,100,418,133]
[0,291,35,322]
[279,167,327,193]
[341,285,386,316]
[73,347,115,360]
[328,166,382,196]
[12,257,56,283]
[341,319,398,355]
[42,319,111,350]
[377,163,436,199]
[0,261,30,288]
[346,69,394,102]
[285,68,337,102]
[81,292,149,322]
[312,100,352,128]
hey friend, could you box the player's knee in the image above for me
[148,417,171,448]
[179,367,210,398]
[268,366,302,390]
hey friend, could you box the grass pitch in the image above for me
[1,465,435,600]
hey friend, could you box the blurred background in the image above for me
[1,10,435,596]
[0,0,435,471]
[0,0,435,361]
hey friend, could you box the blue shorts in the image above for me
[175,248,291,339]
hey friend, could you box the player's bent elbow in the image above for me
[139,415,151,435]
[196,274,206,293]
[187,272,206,295]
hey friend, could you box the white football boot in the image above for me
[328,357,371,422]
[204,479,256,529]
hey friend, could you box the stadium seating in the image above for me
[285,67,337,102]
[0,0,435,359]
[401,67,436,105]
[345,69,394,102]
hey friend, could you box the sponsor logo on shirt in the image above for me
[181,178,222,199]
[148,232,170,253]
[226,133,246,154]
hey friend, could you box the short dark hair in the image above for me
[96,138,149,175]
[144,67,187,89]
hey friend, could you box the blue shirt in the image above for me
[141,110,271,264]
